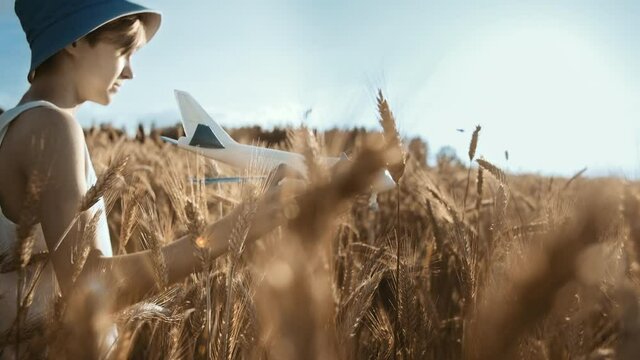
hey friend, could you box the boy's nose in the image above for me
[120,61,134,80]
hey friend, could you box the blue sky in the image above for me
[1,0,639,177]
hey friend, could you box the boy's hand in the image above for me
[247,163,307,241]
[265,163,306,190]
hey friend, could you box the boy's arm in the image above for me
[23,108,301,308]
[94,176,303,310]
[21,107,91,295]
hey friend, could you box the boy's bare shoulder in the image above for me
[13,106,83,141]
[9,106,85,172]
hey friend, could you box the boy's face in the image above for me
[72,39,141,105]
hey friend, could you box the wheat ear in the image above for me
[377,89,406,183]
[222,200,257,360]
[118,188,143,254]
[71,209,103,284]
[52,154,128,252]
[562,167,588,191]
[14,171,43,355]
[301,127,327,184]
[463,125,481,219]
[138,205,169,291]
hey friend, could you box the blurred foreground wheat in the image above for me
[2,93,640,360]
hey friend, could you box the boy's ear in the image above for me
[62,39,83,57]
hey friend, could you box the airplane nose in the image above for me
[372,169,397,193]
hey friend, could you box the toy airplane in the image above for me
[161,90,397,193]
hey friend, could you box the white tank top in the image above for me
[0,101,113,339]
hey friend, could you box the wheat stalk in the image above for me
[463,125,481,220]
[377,89,406,183]
[476,158,506,185]
[468,125,481,161]
[139,207,169,291]
[337,247,386,340]
[623,187,640,275]
[301,127,327,184]
[475,167,484,212]
[14,170,43,355]
[562,167,588,191]
[52,154,129,252]
[80,154,128,212]
[117,188,143,254]
[289,145,388,241]
[162,162,189,224]
[475,166,484,237]
[71,209,103,284]
[467,191,611,359]
[476,158,511,221]
[17,118,640,359]
[222,200,257,360]
[185,199,206,236]
[15,171,44,268]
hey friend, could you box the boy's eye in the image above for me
[117,51,133,61]
[116,47,131,56]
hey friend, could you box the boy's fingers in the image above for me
[248,177,309,240]
[329,155,352,177]
[267,163,306,190]
[266,163,287,189]
[263,179,306,204]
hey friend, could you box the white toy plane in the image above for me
[161,90,396,193]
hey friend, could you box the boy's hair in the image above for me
[35,14,145,78]
[84,14,146,55]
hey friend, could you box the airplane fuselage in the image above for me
[175,137,340,175]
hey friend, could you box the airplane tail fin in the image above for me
[174,90,237,149]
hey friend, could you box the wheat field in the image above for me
[3,92,640,359]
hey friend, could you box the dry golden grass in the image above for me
[3,95,640,360]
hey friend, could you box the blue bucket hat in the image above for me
[15,0,162,83]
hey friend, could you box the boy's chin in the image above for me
[91,93,112,106]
